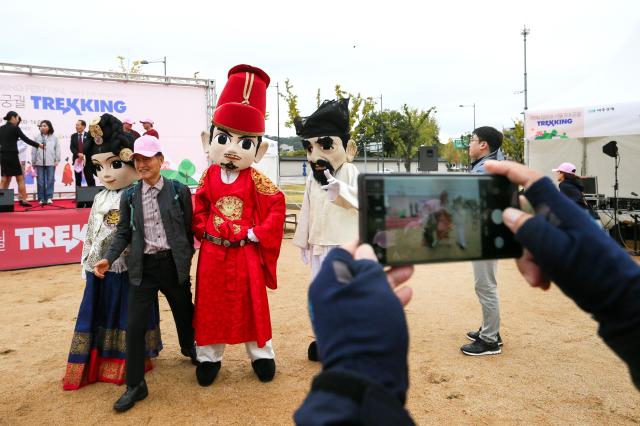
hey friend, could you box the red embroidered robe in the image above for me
[192,165,285,347]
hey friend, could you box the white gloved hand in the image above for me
[300,247,310,265]
[247,228,260,242]
[320,169,340,202]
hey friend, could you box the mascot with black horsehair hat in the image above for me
[292,98,360,361]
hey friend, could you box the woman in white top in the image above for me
[31,120,60,205]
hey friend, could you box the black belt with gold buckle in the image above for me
[203,232,249,248]
[144,250,172,260]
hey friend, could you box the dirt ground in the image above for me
[1,239,639,425]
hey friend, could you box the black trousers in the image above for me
[126,254,194,386]
[74,162,95,186]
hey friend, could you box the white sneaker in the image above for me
[46,199,53,205]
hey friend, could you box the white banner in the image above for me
[0,73,210,193]
[525,101,640,141]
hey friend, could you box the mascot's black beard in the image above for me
[310,159,335,186]
[221,161,238,171]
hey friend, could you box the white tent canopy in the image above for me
[525,101,640,197]
[252,137,280,185]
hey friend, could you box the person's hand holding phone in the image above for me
[485,160,640,391]
[482,160,550,289]
[484,159,638,299]
[308,241,413,404]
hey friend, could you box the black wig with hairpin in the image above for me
[84,114,136,176]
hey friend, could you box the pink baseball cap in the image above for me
[132,135,162,158]
[140,118,154,125]
[552,162,577,174]
[122,118,135,125]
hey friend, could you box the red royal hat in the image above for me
[213,64,270,136]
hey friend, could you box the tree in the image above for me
[115,56,143,74]
[280,79,301,128]
[393,104,439,172]
[440,138,470,170]
[355,110,402,157]
[279,80,376,137]
[502,119,525,163]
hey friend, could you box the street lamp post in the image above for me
[458,103,476,132]
[379,94,384,172]
[521,25,530,164]
[370,94,383,171]
[140,56,167,76]
[521,26,530,111]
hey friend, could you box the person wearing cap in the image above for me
[553,162,598,221]
[461,126,505,356]
[291,98,360,361]
[122,118,141,139]
[63,113,162,391]
[192,64,285,386]
[93,133,196,412]
[140,118,159,138]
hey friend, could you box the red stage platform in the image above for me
[0,200,91,271]
[10,199,78,212]
[1,195,199,271]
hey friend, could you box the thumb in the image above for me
[323,169,332,179]
[502,207,532,234]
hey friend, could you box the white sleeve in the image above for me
[330,165,359,210]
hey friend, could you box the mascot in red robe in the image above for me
[192,64,285,386]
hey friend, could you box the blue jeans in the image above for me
[35,166,55,202]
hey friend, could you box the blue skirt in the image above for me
[63,271,163,389]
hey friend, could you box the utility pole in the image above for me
[521,26,530,111]
[521,25,530,164]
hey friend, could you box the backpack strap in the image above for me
[169,179,184,217]
[124,184,138,231]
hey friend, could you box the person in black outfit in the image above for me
[0,111,43,207]
[69,119,95,187]
[93,131,196,413]
[552,162,598,221]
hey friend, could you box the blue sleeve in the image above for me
[295,390,361,425]
[294,369,415,425]
[517,177,640,388]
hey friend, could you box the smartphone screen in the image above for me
[359,173,522,265]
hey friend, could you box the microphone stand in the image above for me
[26,134,66,210]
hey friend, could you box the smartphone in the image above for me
[359,173,522,265]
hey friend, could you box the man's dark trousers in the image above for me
[125,252,194,386]
[74,166,96,186]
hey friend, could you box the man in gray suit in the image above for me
[461,126,504,356]
[94,135,196,412]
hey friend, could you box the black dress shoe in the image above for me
[181,344,199,365]
[19,200,32,207]
[251,358,276,382]
[308,341,319,362]
[113,380,148,412]
[196,361,221,387]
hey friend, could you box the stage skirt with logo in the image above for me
[62,271,162,390]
